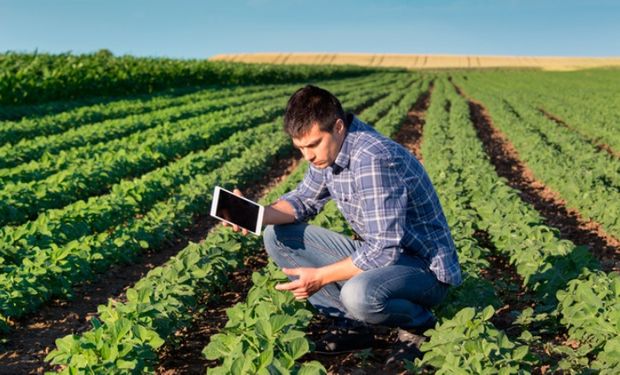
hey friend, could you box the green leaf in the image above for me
[255,319,273,341]
[270,314,295,333]
[513,345,529,360]
[280,329,306,343]
[287,337,309,360]
[116,359,137,369]
[297,361,327,375]
[481,305,495,321]
[257,346,274,369]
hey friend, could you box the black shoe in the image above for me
[402,316,437,337]
[384,318,437,366]
[313,325,376,355]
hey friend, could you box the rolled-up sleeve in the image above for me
[280,164,331,222]
[351,154,409,270]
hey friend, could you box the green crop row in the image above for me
[0,73,397,228]
[0,71,389,147]
[0,77,399,326]
[0,50,380,106]
[461,70,620,151]
[0,121,285,320]
[204,261,326,375]
[373,80,430,137]
[439,78,595,308]
[0,72,395,188]
[459,73,620,187]
[0,97,286,227]
[0,73,398,267]
[454,75,620,239]
[353,75,419,125]
[0,114,282,265]
[0,84,290,169]
[417,77,619,373]
[554,270,620,373]
[407,79,536,373]
[0,82,270,147]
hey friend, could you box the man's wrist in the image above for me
[315,266,329,287]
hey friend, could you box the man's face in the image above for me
[292,119,346,169]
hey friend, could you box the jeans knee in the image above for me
[263,224,293,268]
[340,277,383,323]
[263,225,279,257]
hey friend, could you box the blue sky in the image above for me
[1,0,619,59]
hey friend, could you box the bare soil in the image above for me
[472,230,530,331]
[394,83,434,163]
[303,315,405,375]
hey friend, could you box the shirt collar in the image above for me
[332,113,359,173]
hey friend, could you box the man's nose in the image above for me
[302,148,315,161]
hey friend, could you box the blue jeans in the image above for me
[263,223,449,328]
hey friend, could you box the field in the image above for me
[0,53,618,374]
[211,53,620,71]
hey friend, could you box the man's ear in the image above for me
[336,119,345,134]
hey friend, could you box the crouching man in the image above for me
[233,85,462,358]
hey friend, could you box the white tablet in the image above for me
[210,186,264,235]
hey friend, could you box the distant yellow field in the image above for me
[210,53,620,71]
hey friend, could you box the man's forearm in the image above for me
[263,199,297,226]
[317,257,363,285]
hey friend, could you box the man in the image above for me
[230,85,461,357]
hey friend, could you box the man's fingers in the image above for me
[293,292,308,300]
[275,279,302,291]
[233,188,243,197]
[282,267,301,276]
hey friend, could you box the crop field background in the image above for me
[211,53,620,71]
[0,52,618,374]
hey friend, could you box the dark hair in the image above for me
[283,85,346,138]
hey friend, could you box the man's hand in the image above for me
[220,188,249,236]
[274,258,363,300]
[275,267,325,300]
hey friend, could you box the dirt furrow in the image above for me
[394,82,434,163]
[538,108,620,159]
[452,83,620,272]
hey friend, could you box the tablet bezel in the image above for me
[210,186,264,235]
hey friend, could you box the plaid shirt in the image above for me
[280,115,462,286]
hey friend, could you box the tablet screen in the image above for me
[213,188,261,233]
